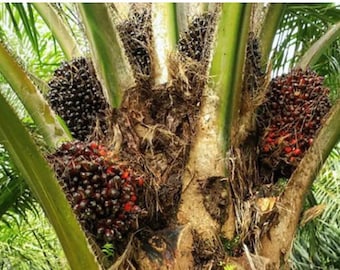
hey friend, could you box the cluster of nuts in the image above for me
[49,141,146,245]
[47,58,108,141]
[258,69,331,177]
[117,9,152,76]
[244,32,265,94]
[178,13,214,62]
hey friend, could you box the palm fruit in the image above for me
[244,32,265,94]
[48,141,146,245]
[117,8,152,77]
[47,58,109,141]
[258,69,331,178]
[178,13,215,62]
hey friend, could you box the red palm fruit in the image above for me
[263,145,270,153]
[121,171,129,180]
[137,177,144,187]
[284,147,292,154]
[124,202,134,212]
[290,139,297,145]
[48,140,147,246]
[257,68,331,179]
[293,148,302,156]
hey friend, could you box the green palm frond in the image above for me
[51,3,87,50]
[0,118,48,220]
[0,92,100,269]
[4,3,41,59]
[78,3,134,107]
[0,208,68,270]
[291,144,340,269]
[271,3,340,75]
[0,161,32,219]
[292,221,340,269]
[0,3,71,80]
[210,3,252,149]
[297,22,340,70]
[0,42,71,148]
[314,39,340,99]
[32,3,81,60]
[4,3,22,39]
[259,3,286,66]
[313,145,340,223]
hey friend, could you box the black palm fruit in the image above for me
[178,13,215,62]
[117,8,152,77]
[47,58,109,141]
[244,32,265,94]
[258,69,331,178]
[48,141,146,246]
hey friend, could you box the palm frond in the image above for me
[271,3,340,75]
[5,3,41,59]
[4,3,22,39]
[0,119,46,218]
[313,145,340,223]
[297,21,340,70]
[292,220,340,269]
[210,3,252,149]
[0,161,30,219]
[259,3,286,66]
[78,3,134,107]
[0,93,101,269]
[32,3,82,60]
[52,3,87,51]
[0,3,70,81]
[0,208,69,270]
[291,144,340,269]
[0,42,71,148]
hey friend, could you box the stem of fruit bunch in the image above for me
[0,94,101,270]
[296,21,340,70]
[0,42,71,149]
[32,3,82,60]
[260,97,340,268]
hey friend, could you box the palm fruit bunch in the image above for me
[48,140,146,245]
[117,8,152,76]
[258,69,331,178]
[244,32,265,94]
[178,13,215,62]
[47,58,109,141]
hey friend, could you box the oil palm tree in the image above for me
[0,3,339,269]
